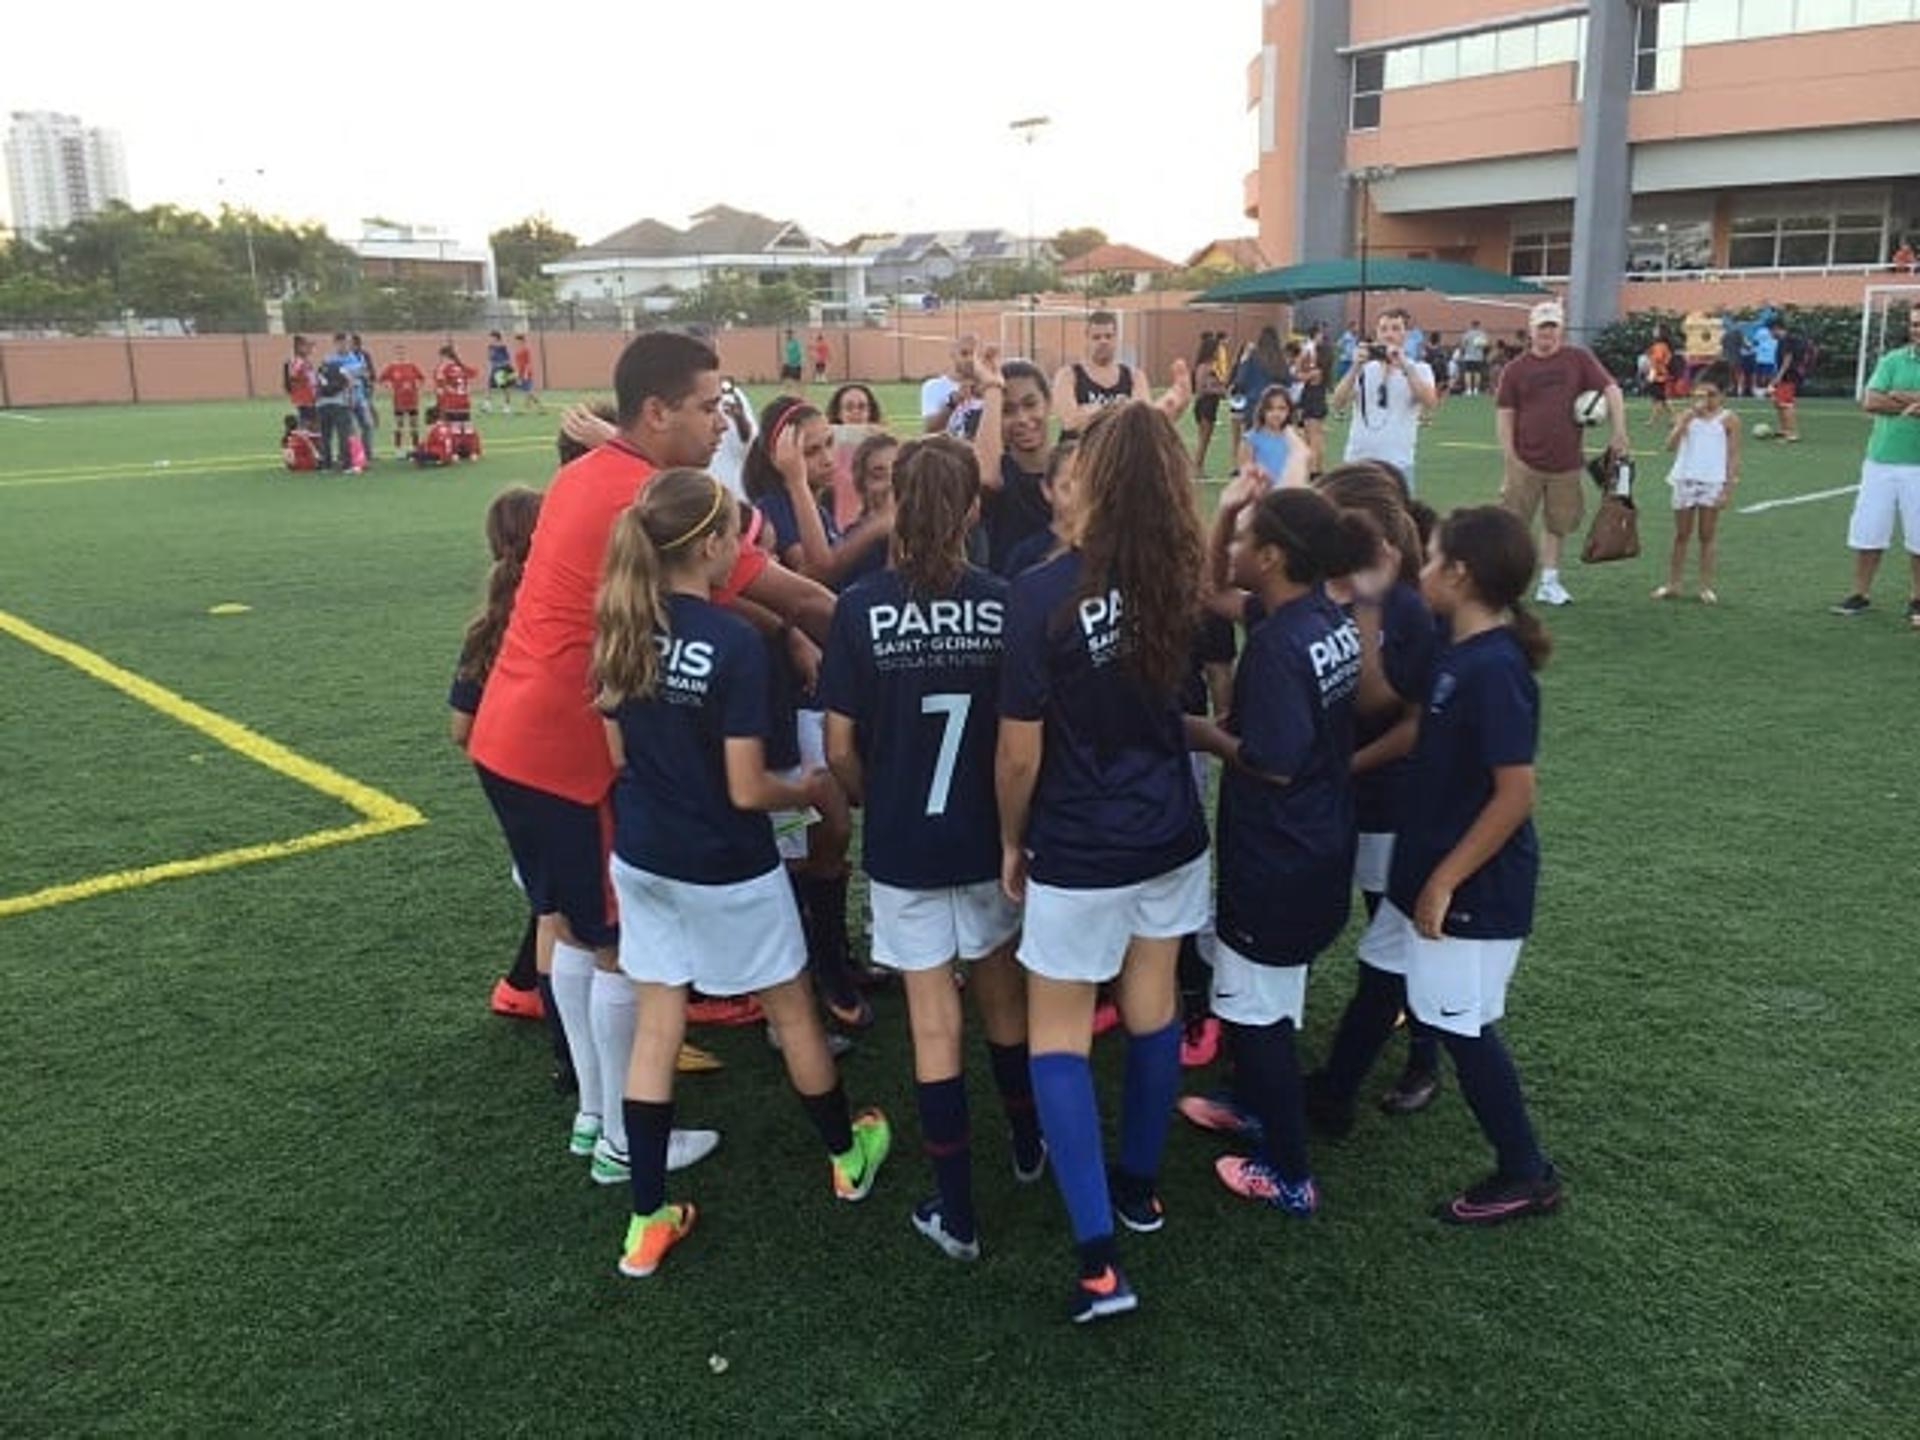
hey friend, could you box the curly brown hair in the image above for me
[1072,402,1203,698]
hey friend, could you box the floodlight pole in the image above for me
[1347,164,1395,336]
[1010,116,1050,357]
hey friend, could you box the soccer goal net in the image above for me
[1855,284,1920,397]
[997,306,1128,374]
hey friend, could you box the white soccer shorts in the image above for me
[1018,852,1211,984]
[869,879,1020,971]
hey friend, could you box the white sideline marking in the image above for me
[1738,485,1859,515]
[0,411,47,423]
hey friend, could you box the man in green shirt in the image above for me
[1833,302,1920,628]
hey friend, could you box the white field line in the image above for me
[1738,485,1859,515]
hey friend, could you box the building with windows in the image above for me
[350,221,496,296]
[1247,1,1920,331]
[5,110,129,241]
[544,204,871,315]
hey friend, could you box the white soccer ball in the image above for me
[1572,389,1608,427]
[1752,421,1774,440]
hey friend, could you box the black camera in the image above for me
[1367,343,1391,363]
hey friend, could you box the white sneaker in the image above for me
[1534,577,1572,606]
[667,1127,721,1172]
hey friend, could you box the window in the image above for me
[1682,0,1919,47]
[1495,26,1537,71]
[1727,190,1889,268]
[1684,0,1742,41]
[1420,39,1459,83]
[1536,17,1581,64]
[1351,52,1383,130]
[1627,218,1714,274]
[1457,32,1497,76]
[1634,4,1684,92]
[1510,229,1573,279]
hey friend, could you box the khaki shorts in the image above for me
[1501,462,1586,538]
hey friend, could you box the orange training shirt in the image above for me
[468,438,769,803]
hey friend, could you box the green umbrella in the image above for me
[1193,258,1548,306]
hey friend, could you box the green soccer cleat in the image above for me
[831,1108,892,1202]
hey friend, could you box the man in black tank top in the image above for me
[1052,308,1150,437]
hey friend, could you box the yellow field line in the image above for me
[0,821,402,918]
[0,608,426,918]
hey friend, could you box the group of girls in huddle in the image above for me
[450,334,1562,1322]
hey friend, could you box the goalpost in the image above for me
[1856,283,1920,398]
[997,305,1128,370]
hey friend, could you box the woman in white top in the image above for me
[1653,370,1741,605]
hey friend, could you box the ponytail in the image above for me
[1507,598,1553,671]
[456,486,542,683]
[892,435,979,598]
[593,507,667,707]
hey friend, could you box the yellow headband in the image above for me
[660,479,728,551]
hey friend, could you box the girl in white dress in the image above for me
[1654,372,1741,605]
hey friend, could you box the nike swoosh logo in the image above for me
[1439,1006,1469,1018]
[1214,991,1240,1001]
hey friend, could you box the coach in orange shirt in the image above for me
[469,330,834,1173]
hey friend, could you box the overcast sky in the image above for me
[4,0,1258,260]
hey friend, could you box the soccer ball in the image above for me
[1572,389,1608,427]
[1752,422,1775,439]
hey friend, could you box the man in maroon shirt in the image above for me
[1496,301,1629,605]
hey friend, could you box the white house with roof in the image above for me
[350,220,497,296]
[849,229,1056,294]
[543,205,871,313]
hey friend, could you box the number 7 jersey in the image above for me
[818,566,1009,890]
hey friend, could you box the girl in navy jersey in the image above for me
[970,355,1056,575]
[743,398,879,1029]
[1357,504,1561,1224]
[1182,484,1375,1214]
[595,470,892,1278]
[449,487,548,1024]
[1305,465,1449,1129]
[997,401,1209,1323]
[821,436,1046,1262]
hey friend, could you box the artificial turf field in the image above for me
[2,383,1916,1435]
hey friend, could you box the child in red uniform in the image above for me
[283,336,318,431]
[435,345,479,422]
[379,343,428,453]
[282,414,320,471]
[412,407,457,466]
[513,333,544,412]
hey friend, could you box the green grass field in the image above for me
[3,384,1916,1434]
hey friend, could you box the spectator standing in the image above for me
[315,334,360,472]
[1229,326,1287,457]
[810,332,831,383]
[1831,301,1920,625]
[1460,320,1490,396]
[781,330,805,390]
[1331,308,1437,493]
[1718,311,1749,396]
[1051,310,1150,440]
[1192,331,1230,476]
[1334,321,1360,384]
[1495,300,1629,606]
[483,330,515,414]
[349,332,378,460]
[1765,318,1811,443]
[920,333,985,438]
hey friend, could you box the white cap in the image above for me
[1529,301,1565,329]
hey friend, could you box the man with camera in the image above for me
[1332,308,1438,492]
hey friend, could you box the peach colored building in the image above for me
[1248,1,1920,334]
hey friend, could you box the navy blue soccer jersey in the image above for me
[756,488,840,565]
[605,593,779,885]
[1000,527,1062,580]
[985,455,1052,574]
[1387,626,1540,940]
[999,549,1207,889]
[836,516,889,590]
[819,566,1008,889]
[1352,582,1440,834]
[1215,591,1360,966]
